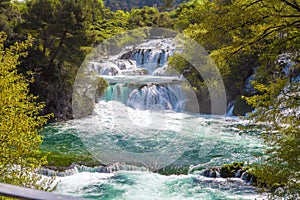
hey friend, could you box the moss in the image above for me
[243,165,251,171]
[220,162,244,178]
[96,77,109,99]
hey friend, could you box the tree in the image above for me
[245,78,300,198]
[0,32,53,191]
[19,0,96,120]
[93,9,129,43]
[0,0,22,42]
[177,0,300,197]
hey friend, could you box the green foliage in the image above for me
[104,0,185,11]
[245,78,300,197]
[0,33,54,191]
[171,0,300,196]
[170,0,199,31]
[19,0,97,120]
[233,95,253,116]
[96,77,109,98]
[128,7,173,29]
[93,9,129,44]
[0,0,22,40]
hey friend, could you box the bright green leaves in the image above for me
[170,0,300,196]
[245,78,300,196]
[0,32,54,190]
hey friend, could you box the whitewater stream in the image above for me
[41,37,267,199]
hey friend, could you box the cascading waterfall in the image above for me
[131,49,170,73]
[102,83,185,111]
[48,37,267,200]
[226,101,235,116]
[128,84,184,111]
[94,38,184,112]
[40,163,149,177]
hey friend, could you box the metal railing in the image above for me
[0,183,86,200]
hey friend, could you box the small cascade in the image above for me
[114,60,136,70]
[88,38,176,76]
[152,65,168,75]
[102,83,186,112]
[240,171,256,185]
[76,163,148,173]
[104,163,148,173]
[291,74,300,82]
[40,163,149,177]
[226,101,235,116]
[156,166,190,175]
[39,165,79,177]
[103,84,132,104]
[235,169,243,178]
[128,84,185,111]
[198,164,251,181]
[89,60,148,76]
[131,49,171,73]
[202,168,221,178]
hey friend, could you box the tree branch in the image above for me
[242,0,263,11]
[280,0,300,12]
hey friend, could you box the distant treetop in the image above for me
[104,0,187,11]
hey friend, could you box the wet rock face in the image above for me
[232,96,253,116]
[202,168,220,178]
[120,51,134,59]
[201,162,246,178]
[220,162,245,178]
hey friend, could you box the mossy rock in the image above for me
[202,168,220,178]
[95,77,109,101]
[233,96,253,116]
[220,162,244,178]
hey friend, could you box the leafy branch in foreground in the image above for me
[0,32,54,193]
[172,0,300,197]
[245,78,300,198]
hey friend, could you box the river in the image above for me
[41,35,266,200]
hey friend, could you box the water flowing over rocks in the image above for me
[86,38,195,113]
[197,162,260,186]
[40,163,149,177]
[58,36,267,199]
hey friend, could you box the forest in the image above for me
[0,0,299,199]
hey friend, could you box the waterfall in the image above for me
[128,84,185,111]
[226,101,235,116]
[39,165,80,177]
[102,83,186,112]
[91,38,188,112]
[88,38,175,76]
[76,38,196,171]
[40,164,149,177]
[103,84,131,104]
[131,49,171,74]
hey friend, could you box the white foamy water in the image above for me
[55,171,267,200]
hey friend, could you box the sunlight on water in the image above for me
[44,35,266,199]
